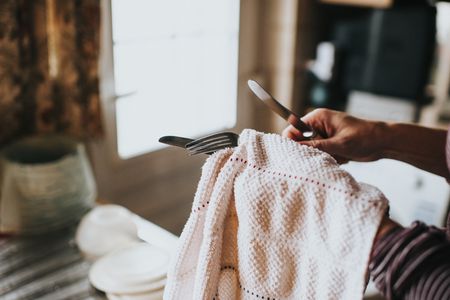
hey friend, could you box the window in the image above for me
[111,0,240,158]
[93,0,258,228]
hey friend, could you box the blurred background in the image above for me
[1,0,450,237]
[1,0,450,298]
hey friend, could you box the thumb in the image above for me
[299,137,341,155]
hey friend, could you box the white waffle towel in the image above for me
[164,129,388,300]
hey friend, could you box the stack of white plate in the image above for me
[76,205,139,261]
[89,243,170,300]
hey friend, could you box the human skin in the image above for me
[281,108,449,252]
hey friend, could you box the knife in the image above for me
[247,79,317,139]
[158,136,194,149]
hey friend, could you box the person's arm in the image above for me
[282,108,449,178]
[365,125,450,299]
[381,122,448,178]
[282,109,450,298]
[372,215,401,246]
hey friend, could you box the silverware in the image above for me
[247,79,317,139]
[185,132,239,155]
[159,132,238,155]
[158,136,194,148]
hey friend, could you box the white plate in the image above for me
[91,273,166,294]
[89,243,169,294]
[107,288,164,300]
[76,205,140,260]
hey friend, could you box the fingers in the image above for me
[301,108,333,132]
[301,138,350,164]
[282,108,352,163]
[283,121,351,164]
[334,156,350,165]
[300,137,341,155]
[283,108,337,140]
[282,125,302,141]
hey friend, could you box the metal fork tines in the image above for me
[186,132,239,155]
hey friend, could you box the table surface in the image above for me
[0,215,179,300]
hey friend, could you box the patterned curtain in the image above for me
[0,0,102,146]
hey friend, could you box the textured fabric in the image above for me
[0,0,102,145]
[368,128,450,299]
[164,129,389,300]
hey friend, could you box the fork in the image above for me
[185,132,239,155]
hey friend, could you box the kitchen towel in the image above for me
[164,129,388,300]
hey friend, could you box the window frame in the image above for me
[88,0,262,200]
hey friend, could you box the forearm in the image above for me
[372,215,401,247]
[378,123,448,178]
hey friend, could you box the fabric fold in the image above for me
[164,129,388,300]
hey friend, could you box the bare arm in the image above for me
[283,108,449,178]
[381,122,448,178]
[283,109,450,299]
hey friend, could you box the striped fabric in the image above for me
[369,128,450,299]
[0,229,105,300]
[370,223,450,299]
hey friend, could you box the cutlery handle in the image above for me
[287,115,317,139]
[158,136,194,148]
[247,79,316,139]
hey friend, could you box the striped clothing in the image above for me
[369,129,450,299]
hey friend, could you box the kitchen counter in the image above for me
[0,215,178,300]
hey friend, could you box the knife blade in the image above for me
[158,136,194,149]
[247,79,316,139]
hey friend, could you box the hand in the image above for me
[282,109,386,164]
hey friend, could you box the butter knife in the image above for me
[247,79,316,139]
